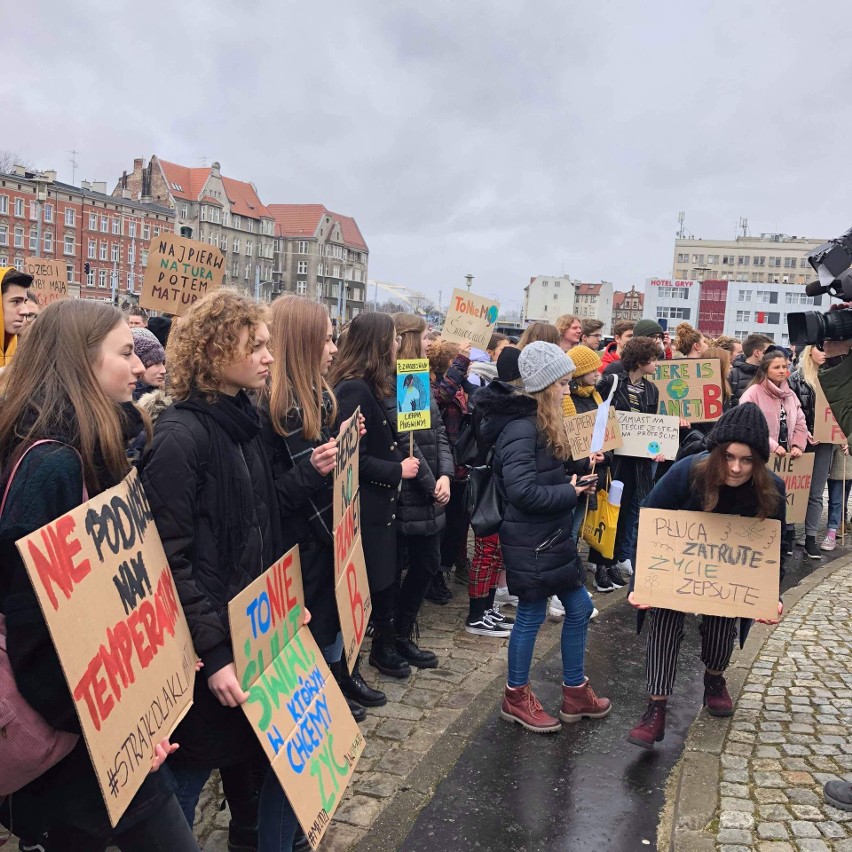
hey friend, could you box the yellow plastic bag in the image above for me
[581,476,620,560]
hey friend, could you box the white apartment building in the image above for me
[574,282,614,334]
[643,278,701,329]
[523,276,613,332]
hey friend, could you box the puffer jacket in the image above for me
[787,370,816,436]
[384,394,454,536]
[476,381,583,601]
[729,354,759,404]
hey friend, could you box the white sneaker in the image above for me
[548,596,566,619]
[615,559,633,577]
[590,607,599,621]
[494,586,519,607]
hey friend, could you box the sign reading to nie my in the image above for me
[139,233,225,316]
[24,258,70,307]
[333,410,371,669]
[814,378,847,444]
[16,469,196,826]
[614,411,680,459]
[651,358,724,423]
[396,359,431,433]
[770,452,815,525]
[633,509,781,621]
[440,288,500,349]
[229,546,365,850]
[563,407,621,459]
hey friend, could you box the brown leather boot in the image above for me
[627,698,667,748]
[500,684,561,733]
[703,671,734,717]
[559,678,612,722]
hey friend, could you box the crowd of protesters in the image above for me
[2,261,852,849]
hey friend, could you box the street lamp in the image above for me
[32,172,52,257]
[465,273,474,292]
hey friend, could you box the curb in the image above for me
[659,550,852,852]
[352,582,630,852]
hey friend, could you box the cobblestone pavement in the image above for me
[713,558,852,852]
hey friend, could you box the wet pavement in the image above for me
[402,548,845,852]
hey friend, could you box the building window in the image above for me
[44,203,54,223]
[99,242,107,260]
[179,204,188,219]
[112,217,120,235]
[100,215,108,233]
[221,236,228,252]
[212,207,220,224]
[707,255,719,264]
[0,224,6,246]
[233,238,240,253]
[128,244,135,264]
[737,290,752,302]
[677,253,688,263]
[783,257,796,268]
[246,240,253,257]
[28,228,37,251]
[736,310,751,323]
[296,281,307,295]
[14,198,24,217]
[737,256,750,266]
[769,256,781,267]
[13,226,23,248]
[298,260,308,274]
[43,232,53,252]
[66,263,73,283]
[63,235,74,255]
[64,207,76,226]
[128,220,136,238]
[86,267,95,286]
[143,223,151,240]
[88,212,97,230]
[29,202,37,221]
[753,256,765,266]
[233,216,241,230]
[87,238,96,258]
[98,269,108,288]
[0,195,7,214]
[297,240,309,253]
[111,243,120,262]
[246,220,254,234]
[244,264,251,280]
[657,307,690,320]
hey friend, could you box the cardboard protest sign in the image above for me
[633,508,781,621]
[614,411,680,459]
[24,257,69,307]
[770,452,815,525]
[441,288,500,348]
[139,232,224,316]
[564,408,621,459]
[229,546,365,850]
[333,410,372,668]
[651,358,724,423]
[16,469,196,826]
[814,379,847,444]
[396,359,431,433]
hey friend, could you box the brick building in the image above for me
[114,157,276,300]
[267,204,368,321]
[0,165,174,302]
[612,286,644,324]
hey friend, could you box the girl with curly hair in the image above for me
[141,289,298,850]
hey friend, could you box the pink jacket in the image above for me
[739,379,808,452]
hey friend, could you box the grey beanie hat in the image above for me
[132,327,165,368]
[518,341,575,392]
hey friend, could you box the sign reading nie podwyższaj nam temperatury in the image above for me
[440,288,500,349]
[633,508,781,621]
[770,452,815,525]
[139,232,224,316]
[396,359,431,433]
[332,409,371,669]
[15,469,196,826]
[229,545,365,850]
[24,258,69,307]
[650,358,724,423]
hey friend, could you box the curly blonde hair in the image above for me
[167,289,270,401]
[529,383,573,460]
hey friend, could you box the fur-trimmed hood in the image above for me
[474,380,537,448]
[137,388,173,427]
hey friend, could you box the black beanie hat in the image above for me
[496,346,521,382]
[147,316,172,349]
[704,402,770,462]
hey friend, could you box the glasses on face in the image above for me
[650,334,664,341]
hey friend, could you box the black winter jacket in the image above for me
[729,355,758,404]
[383,394,453,537]
[141,402,279,767]
[476,383,583,601]
[788,370,816,436]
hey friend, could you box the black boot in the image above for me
[425,571,452,604]
[338,654,387,707]
[329,658,368,720]
[395,617,438,668]
[369,622,412,678]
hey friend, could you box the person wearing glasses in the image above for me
[580,319,604,351]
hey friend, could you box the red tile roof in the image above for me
[267,204,367,251]
[199,195,223,207]
[613,291,625,309]
[156,158,271,220]
[577,283,602,295]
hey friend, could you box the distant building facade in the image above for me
[612,286,644,324]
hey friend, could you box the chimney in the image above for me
[92,181,107,195]
[81,180,92,191]
[133,157,144,173]
[43,170,57,182]
[121,189,132,199]
[211,161,221,176]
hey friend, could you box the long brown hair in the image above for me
[690,444,780,519]
[705,346,732,402]
[167,289,269,402]
[392,312,426,361]
[529,383,572,460]
[0,299,133,491]
[519,322,560,348]
[328,312,395,399]
[266,294,337,441]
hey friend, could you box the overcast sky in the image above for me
[5,0,852,308]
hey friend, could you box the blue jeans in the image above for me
[614,485,641,564]
[174,764,298,851]
[507,586,594,688]
[827,479,852,530]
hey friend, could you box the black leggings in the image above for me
[440,480,469,568]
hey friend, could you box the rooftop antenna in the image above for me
[676,211,693,239]
[739,217,750,238]
[68,149,79,185]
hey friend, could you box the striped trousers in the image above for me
[645,608,738,697]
